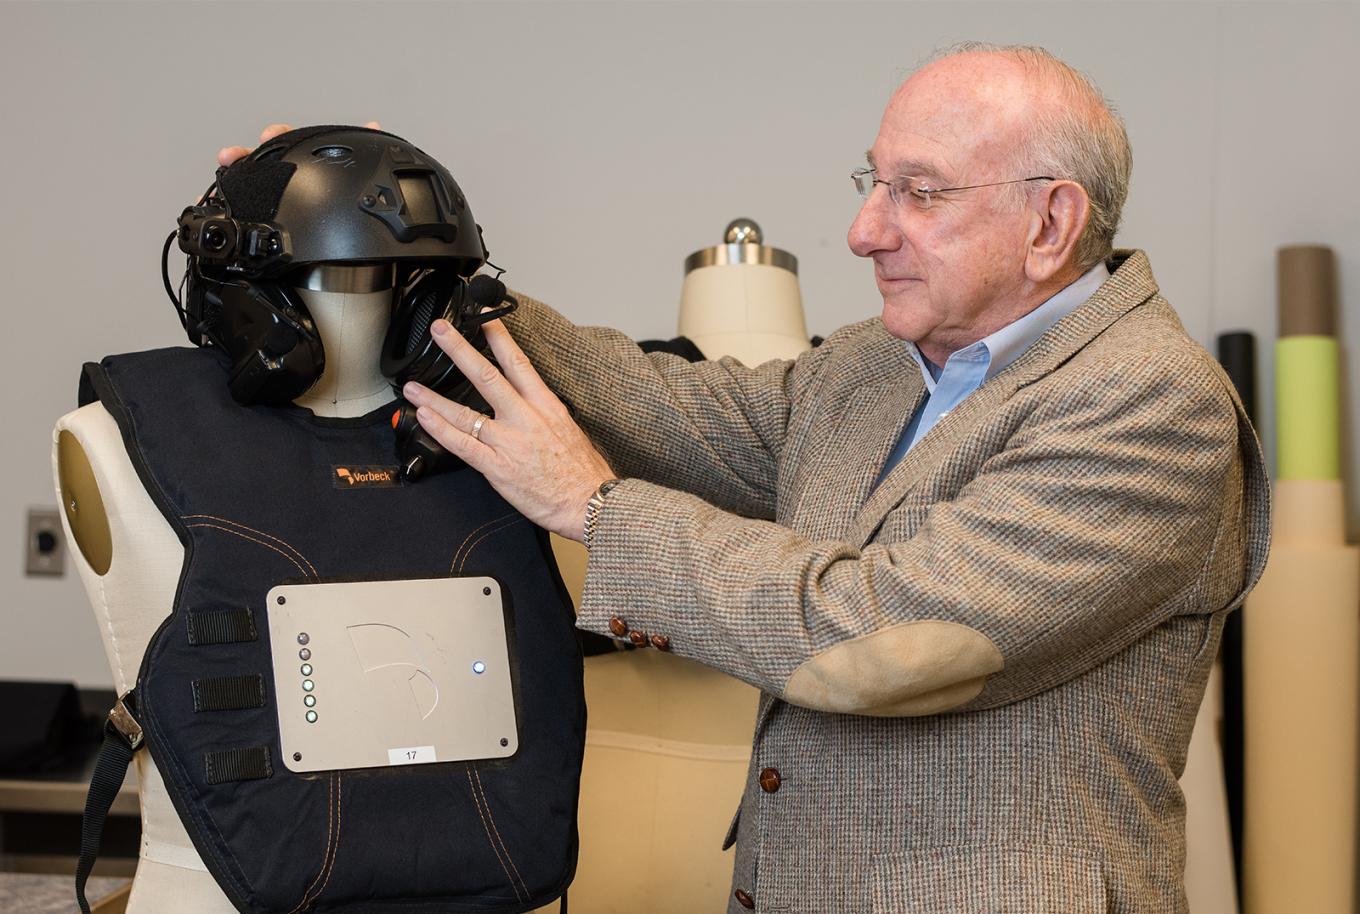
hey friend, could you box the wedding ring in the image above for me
[470,413,488,441]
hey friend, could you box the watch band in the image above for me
[582,478,623,550]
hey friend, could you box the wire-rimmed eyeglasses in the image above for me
[851,168,1055,210]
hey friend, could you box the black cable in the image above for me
[161,229,189,331]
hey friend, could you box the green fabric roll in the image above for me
[1275,335,1341,481]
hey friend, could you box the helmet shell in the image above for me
[216,125,486,276]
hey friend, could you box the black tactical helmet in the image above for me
[165,125,513,419]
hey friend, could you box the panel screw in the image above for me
[277,595,286,605]
[500,738,508,747]
[293,752,302,762]
[361,194,376,207]
[483,586,492,596]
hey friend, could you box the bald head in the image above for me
[885,52,1040,177]
[892,44,1132,271]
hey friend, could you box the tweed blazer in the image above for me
[504,250,1271,913]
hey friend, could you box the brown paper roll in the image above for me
[1277,245,1337,338]
[1243,478,1359,914]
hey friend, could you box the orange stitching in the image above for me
[449,511,520,573]
[181,515,318,578]
[466,764,525,901]
[307,771,343,907]
[473,767,530,899]
[454,515,527,574]
[286,772,336,914]
[186,523,309,580]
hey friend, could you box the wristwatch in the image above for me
[582,478,623,550]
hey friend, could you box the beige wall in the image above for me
[1,0,1356,686]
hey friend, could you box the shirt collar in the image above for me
[904,261,1110,392]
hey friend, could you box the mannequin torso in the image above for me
[677,260,810,364]
[54,278,396,913]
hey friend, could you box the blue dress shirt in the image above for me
[876,262,1111,485]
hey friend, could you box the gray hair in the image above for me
[920,43,1132,272]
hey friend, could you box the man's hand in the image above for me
[217,121,382,167]
[403,317,616,542]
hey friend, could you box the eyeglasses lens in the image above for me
[852,170,872,200]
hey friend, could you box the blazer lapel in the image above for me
[840,375,928,521]
[845,250,1162,548]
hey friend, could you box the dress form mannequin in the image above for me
[554,221,810,913]
[54,267,402,913]
[677,219,809,363]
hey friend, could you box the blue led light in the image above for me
[472,661,486,675]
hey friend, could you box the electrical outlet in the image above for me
[26,507,64,576]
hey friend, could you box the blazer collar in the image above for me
[845,249,1160,547]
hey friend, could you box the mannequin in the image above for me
[553,220,810,913]
[56,274,389,912]
[677,218,809,364]
[60,267,574,913]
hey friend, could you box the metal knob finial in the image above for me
[685,218,797,276]
[724,218,763,246]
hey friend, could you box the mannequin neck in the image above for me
[292,283,394,419]
[677,263,810,364]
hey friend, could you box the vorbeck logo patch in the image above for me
[332,465,402,489]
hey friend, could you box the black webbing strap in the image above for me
[193,674,266,712]
[77,692,141,914]
[205,746,273,784]
[187,606,257,645]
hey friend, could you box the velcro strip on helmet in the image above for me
[218,158,297,223]
[205,747,273,785]
[193,675,266,713]
[186,607,257,646]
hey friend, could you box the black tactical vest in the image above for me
[78,347,584,914]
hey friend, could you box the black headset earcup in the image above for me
[218,280,326,406]
[381,270,464,390]
[405,284,443,356]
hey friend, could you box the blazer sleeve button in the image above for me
[608,616,628,637]
[734,888,756,909]
[628,630,650,648]
[650,634,671,651]
[758,767,781,793]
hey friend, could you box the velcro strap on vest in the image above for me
[205,747,273,784]
[193,675,266,713]
[187,607,258,645]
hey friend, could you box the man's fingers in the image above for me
[415,405,495,466]
[403,382,495,443]
[427,320,520,414]
[260,123,292,143]
[218,145,252,168]
[363,121,382,130]
[481,319,556,404]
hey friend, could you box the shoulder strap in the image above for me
[76,691,142,914]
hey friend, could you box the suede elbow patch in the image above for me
[782,620,1004,717]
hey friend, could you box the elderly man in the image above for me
[234,43,1268,913]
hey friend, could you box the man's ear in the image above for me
[1025,180,1090,283]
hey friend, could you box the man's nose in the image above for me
[847,189,897,258]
